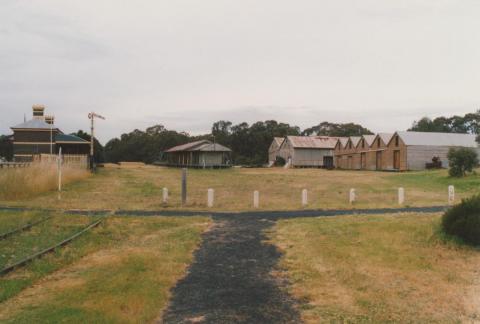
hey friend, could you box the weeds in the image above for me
[0,163,89,200]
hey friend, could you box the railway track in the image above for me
[0,216,52,241]
[0,217,105,276]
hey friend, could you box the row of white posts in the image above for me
[161,185,457,208]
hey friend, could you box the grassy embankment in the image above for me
[0,210,210,323]
[271,213,480,322]
[4,166,480,211]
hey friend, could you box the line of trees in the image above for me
[102,120,372,165]
[409,111,480,135]
[1,111,479,165]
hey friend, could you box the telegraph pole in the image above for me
[88,112,105,171]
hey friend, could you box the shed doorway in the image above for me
[393,150,400,170]
[376,151,382,170]
[360,153,366,169]
[323,156,334,169]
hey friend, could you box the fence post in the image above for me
[207,188,214,208]
[181,168,187,206]
[349,188,356,204]
[398,187,405,205]
[253,190,259,208]
[162,188,169,204]
[448,185,455,206]
[58,148,63,192]
[302,189,308,207]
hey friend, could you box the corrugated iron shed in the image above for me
[396,131,478,147]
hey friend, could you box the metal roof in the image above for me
[378,133,394,144]
[362,135,377,146]
[336,138,349,148]
[166,140,231,152]
[287,136,344,149]
[11,119,58,130]
[194,143,232,152]
[55,134,89,143]
[349,136,362,147]
[273,137,284,147]
[396,131,478,147]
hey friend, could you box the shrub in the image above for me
[442,195,480,245]
[447,147,479,177]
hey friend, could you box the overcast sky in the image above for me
[1,1,479,143]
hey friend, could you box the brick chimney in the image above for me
[32,104,45,120]
[45,115,55,125]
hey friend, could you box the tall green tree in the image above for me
[409,111,480,136]
[447,147,479,177]
[302,122,373,137]
[213,120,300,165]
[0,135,13,161]
[104,125,190,164]
[71,130,105,163]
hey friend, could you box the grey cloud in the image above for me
[1,1,479,143]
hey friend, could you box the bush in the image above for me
[442,195,480,245]
[447,147,479,177]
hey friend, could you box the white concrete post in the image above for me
[207,188,214,207]
[349,188,356,204]
[162,188,169,204]
[253,190,260,208]
[448,185,455,206]
[398,187,405,205]
[302,189,308,207]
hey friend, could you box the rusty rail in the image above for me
[0,217,105,276]
[0,216,52,241]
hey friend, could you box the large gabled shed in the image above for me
[279,136,342,168]
[356,135,376,169]
[164,140,232,168]
[386,131,479,171]
[368,133,394,170]
[268,137,285,164]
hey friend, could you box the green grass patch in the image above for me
[0,213,110,303]
[0,216,210,323]
[0,211,39,234]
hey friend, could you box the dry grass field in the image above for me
[271,213,480,323]
[2,165,480,211]
[1,166,479,322]
[0,163,90,200]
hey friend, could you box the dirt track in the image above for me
[161,215,301,324]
